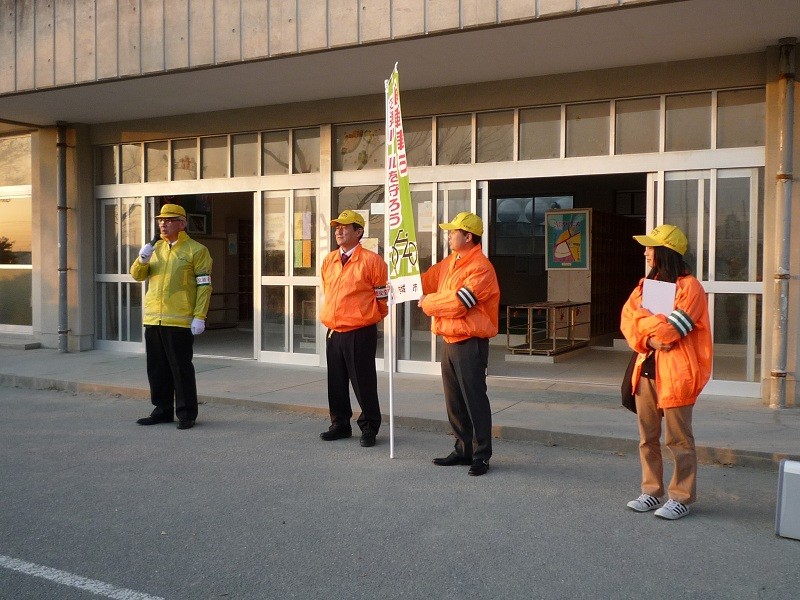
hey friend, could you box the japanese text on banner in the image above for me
[386,66,422,305]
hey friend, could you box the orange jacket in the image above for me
[321,244,388,332]
[419,244,500,344]
[620,275,713,408]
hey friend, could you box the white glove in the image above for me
[191,318,206,336]
[139,243,155,263]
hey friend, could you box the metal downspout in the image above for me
[770,39,797,408]
[57,123,68,353]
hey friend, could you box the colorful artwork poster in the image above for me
[545,209,591,270]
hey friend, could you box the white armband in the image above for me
[196,275,211,286]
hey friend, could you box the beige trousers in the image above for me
[634,377,697,504]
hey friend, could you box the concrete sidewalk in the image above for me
[1,345,799,470]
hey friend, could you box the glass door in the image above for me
[395,181,476,373]
[658,168,763,396]
[94,197,145,349]
[258,189,320,365]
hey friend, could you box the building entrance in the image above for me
[170,192,255,359]
[485,174,647,379]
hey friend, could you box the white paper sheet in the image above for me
[642,279,676,316]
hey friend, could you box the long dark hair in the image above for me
[646,246,690,283]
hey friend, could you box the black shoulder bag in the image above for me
[621,351,637,413]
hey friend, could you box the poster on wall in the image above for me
[545,209,591,270]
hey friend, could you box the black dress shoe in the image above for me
[359,430,377,447]
[136,414,173,426]
[468,459,490,476]
[432,451,472,466]
[176,420,195,430]
[320,426,352,441]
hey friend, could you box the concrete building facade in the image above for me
[0,0,798,404]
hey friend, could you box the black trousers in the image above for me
[145,325,198,422]
[440,337,492,461]
[325,324,381,433]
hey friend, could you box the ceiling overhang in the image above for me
[0,0,797,129]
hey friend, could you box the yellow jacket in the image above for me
[321,244,388,332]
[420,244,500,343]
[620,275,712,408]
[130,231,213,327]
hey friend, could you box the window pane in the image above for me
[494,197,533,255]
[121,199,142,273]
[0,135,32,186]
[100,202,119,274]
[172,139,198,180]
[120,143,142,183]
[293,128,320,173]
[476,110,513,163]
[436,186,470,261]
[715,175,750,282]
[96,146,118,185]
[436,114,471,165]
[0,269,32,326]
[262,193,287,276]
[261,285,286,351]
[333,185,385,256]
[615,97,660,154]
[232,133,259,177]
[404,118,432,167]
[519,106,560,160]
[128,282,142,342]
[717,88,765,148]
[666,93,711,151]
[263,130,290,175]
[566,102,610,157]
[96,282,119,341]
[334,122,385,170]
[293,286,316,354]
[293,194,316,276]
[713,293,760,382]
[201,136,228,179]
[664,177,705,277]
[0,196,32,265]
[145,141,168,182]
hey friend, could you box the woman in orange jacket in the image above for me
[620,224,712,520]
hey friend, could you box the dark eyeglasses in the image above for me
[157,217,182,223]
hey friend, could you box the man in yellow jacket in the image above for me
[419,212,500,476]
[320,210,389,447]
[130,203,212,430]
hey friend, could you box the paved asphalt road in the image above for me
[1,386,798,600]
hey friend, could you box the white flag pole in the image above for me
[385,76,396,459]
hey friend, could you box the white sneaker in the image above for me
[626,493,662,512]
[654,499,690,520]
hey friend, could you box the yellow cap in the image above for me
[331,209,365,228]
[633,224,688,256]
[439,212,484,236]
[156,203,187,220]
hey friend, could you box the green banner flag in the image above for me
[385,64,422,304]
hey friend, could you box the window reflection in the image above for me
[476,111,513,163]
[0,136,32,186]
[293,128,320,173]
[334,123,385,170]
[436,114,471,165]
[0,196,32,265]
[666,93,711,151]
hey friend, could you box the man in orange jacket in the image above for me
[320,210,389,447]
[418,212,500,476]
